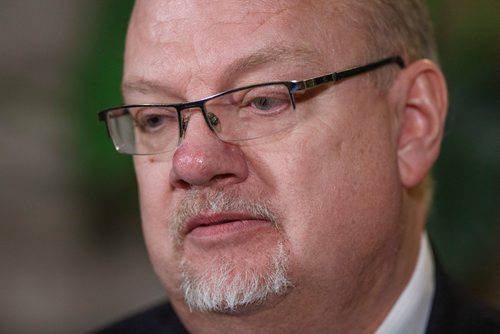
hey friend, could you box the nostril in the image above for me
[210,173,234,183]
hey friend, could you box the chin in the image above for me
[178,240,292,314]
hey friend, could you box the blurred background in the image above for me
[0,0,498,332]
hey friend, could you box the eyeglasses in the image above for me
[98,56,405,155]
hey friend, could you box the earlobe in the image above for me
[395,59,448,188]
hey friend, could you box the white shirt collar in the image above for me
[375,233,435,334]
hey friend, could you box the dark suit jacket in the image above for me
[94,269,500,334]
[425,265,500,333]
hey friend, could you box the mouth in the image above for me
[183,213,273,241]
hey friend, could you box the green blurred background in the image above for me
[0,0,498,333]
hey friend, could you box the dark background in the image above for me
[0,0,498,332]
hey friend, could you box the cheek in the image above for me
[133,157,182,291]
[264,102,402,282]
[134,156,173,221]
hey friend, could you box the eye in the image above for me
[240,86,292,115]
[143,115,163,130]
[251,96,286,111]
[135,108,177,134]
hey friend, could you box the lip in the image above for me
[183,213,272,240]
[184,213,263,234]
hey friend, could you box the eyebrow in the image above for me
[122,80,167,96]
[222,43,324,79]
[122,43,325,97]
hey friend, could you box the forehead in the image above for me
[125,0,355,95]
[131,0,332,39]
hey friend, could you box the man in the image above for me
[96,0,500,333]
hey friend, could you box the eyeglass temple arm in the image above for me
[336,56,405,80]
[292,56,405,92]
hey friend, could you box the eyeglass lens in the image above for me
[104,83,297,155]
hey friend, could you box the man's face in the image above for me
[125,0,407,317]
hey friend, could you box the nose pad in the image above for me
[178,107,213,142]
[180,114,190,139]
[206,112,221,132]
[179,107,223,145]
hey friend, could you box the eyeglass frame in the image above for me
[98,56,405,155]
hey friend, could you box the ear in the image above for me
[390,59,448,188]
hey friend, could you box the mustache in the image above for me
[169,189,279,243]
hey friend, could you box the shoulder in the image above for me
[92,301,188,334]
[426,265,500,334]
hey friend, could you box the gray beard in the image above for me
[179,240,290,313]
[169,189,291,313]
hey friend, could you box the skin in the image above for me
[123,0,448,333]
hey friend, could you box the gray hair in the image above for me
[336,0,438,87]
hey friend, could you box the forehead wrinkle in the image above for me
[122,43,327,99]
[221,42,326,83]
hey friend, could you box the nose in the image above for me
[169,112,248,188]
